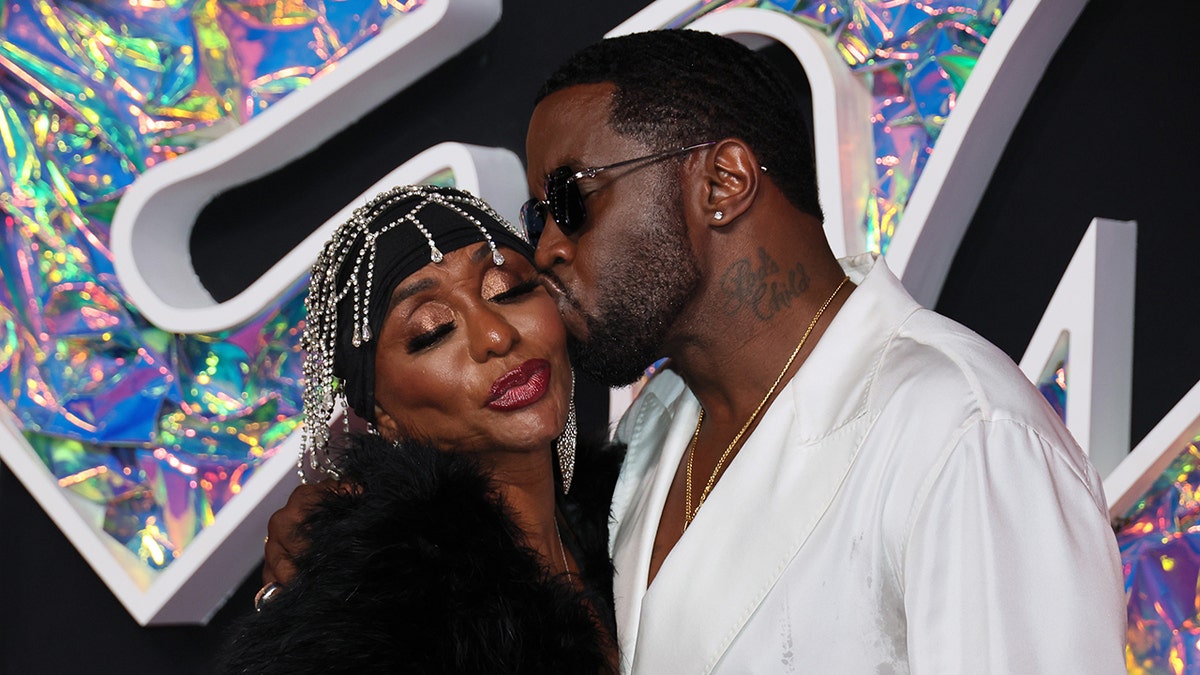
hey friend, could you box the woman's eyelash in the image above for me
[407,323,454,353]
[490,278,539,303]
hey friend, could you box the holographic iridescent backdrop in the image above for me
[0,0,426,575]
[1118,440,1200,675]
[1035,330,1069,421]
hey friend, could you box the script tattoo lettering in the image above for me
[720,248,811,320]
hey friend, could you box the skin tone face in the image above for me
[371,243,572,459]
[263,241,586,600]
[526,82,704,386]
[526,83,855,589]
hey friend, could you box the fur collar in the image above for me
[221,434,623,674]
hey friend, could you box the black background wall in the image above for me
[1,0,1194,672]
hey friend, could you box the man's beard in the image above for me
[568,200,701,387]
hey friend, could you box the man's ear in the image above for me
[692,138,761,227]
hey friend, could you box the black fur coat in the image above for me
[220,434,624,674]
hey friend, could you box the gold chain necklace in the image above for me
[684,276,850,529]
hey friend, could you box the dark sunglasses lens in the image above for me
[546,167,585,235]
[519,199,547,245]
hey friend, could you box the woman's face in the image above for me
[371,243,572,456]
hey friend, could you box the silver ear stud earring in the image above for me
[714,211,725,221]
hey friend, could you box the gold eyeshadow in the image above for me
[481,267,518,300]
[408,305,453,336]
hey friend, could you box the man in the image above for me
[521,29,1124,673]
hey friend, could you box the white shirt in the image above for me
[610,254,1125,674]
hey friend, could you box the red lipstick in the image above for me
[486,359,551,411]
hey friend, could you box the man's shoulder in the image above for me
[857,309,1103,542]
[873,307,1052,428]
[832,253,1051,429]
[858,304,1100,506]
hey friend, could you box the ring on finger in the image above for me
[254,582,283,612]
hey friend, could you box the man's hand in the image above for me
[261,483,330,588]
[256,480,358,610]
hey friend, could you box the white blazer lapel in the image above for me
[629,385,869,674]
[610,381,700,672]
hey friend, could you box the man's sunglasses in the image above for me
[520,141,716,246]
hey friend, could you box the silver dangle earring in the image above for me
[713,210,725,222]
[556,371,577,494]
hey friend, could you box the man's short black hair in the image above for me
[537,29,823,222]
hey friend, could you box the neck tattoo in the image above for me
[719,248,811,321]
[684,275,850,530]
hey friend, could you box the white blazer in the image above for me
[610,255,1125,674]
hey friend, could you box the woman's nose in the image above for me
[467,305,518,362]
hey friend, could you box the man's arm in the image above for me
[903,418,1126,673]
[261,482,336,589]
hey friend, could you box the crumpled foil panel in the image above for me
[1035,330,1068,422]
[0,0,425,571]
[1118,441,1200,674]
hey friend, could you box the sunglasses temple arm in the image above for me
[574,141,717,181]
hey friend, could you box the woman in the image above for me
[220,185,620,673]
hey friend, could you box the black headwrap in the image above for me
[326,186,533,423]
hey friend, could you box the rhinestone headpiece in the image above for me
[299,185,530,480]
